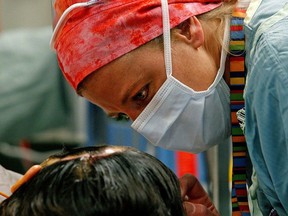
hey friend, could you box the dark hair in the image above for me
[0,146,185,216]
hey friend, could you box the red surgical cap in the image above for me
[51,0,222,90]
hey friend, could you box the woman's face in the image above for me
[81,36,217,121]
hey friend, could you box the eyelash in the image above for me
[112,84,150,122]
[114,113,129,121]
[132,84,149,104]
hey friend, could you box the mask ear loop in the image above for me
[50,0,101,50]
[160,0,173,77]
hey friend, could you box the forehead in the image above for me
[82,41,162,84]
[80,43,165,100]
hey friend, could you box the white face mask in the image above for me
[131,0,231,153]
[131,67,231,153]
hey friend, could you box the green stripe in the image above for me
[232,127,244,135]
[231,93,244,101]
[230,44,245,50]
[233,174,246,181]
[233,146,247,152]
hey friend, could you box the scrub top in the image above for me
[244,0,288,214]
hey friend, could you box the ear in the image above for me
[175,16,204,49]
[10,165,42,193]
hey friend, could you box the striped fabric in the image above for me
[229,6,251,216]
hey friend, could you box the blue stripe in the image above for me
[231,104,245,110]
[234,158,247,167]
[234,184,246,189]
[231,31,245,40]
[231,18,244,25]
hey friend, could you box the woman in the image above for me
[50,0,288,215]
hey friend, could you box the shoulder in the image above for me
[245,10,288,86]
[244,0,288,73]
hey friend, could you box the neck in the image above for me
[200,18,225,69]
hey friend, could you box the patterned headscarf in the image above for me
[51,0,222,90]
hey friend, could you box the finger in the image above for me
[179,174,218,213]
[179,173,208,199]
[0,191,9,199]
[11,165,42,193]
[179,173,197,198]
[184,202,220,216]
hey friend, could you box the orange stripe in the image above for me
[231,112,239,124]
[232,136,246,142]
[230,61,244,72]
[232,10,246,18]
[238,202,249,206]
[233,152,246,157]
[235,181,247,185]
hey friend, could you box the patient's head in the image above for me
[0,146,185,216]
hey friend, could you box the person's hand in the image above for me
[10,165,41,193]
[179,173,220,216]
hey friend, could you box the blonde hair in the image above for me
[196,1,236,58]
[145,2,236,58]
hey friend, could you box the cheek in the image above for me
[126,109,143,121]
